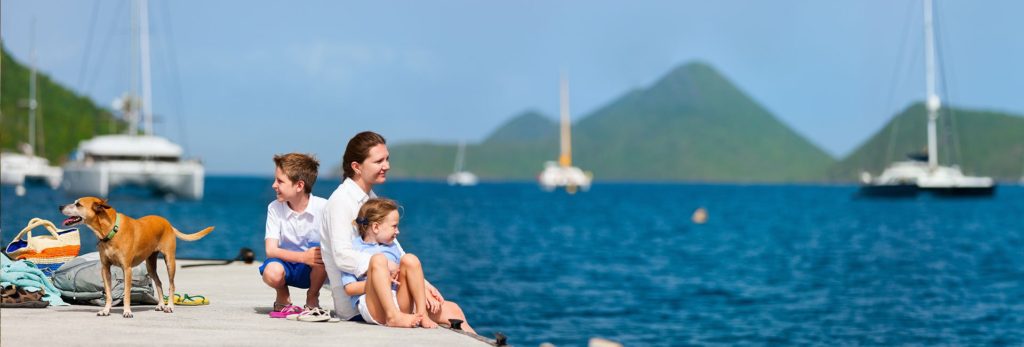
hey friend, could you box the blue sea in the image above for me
[3,177,1024,346]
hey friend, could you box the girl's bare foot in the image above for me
[420,318,439,329]
[385,312,423,328]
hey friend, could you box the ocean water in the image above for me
[3,177,1024,346]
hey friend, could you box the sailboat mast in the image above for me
[28,19,38,155]
[139,0,154,136]
[924,0,940,169]
[454,141,465,173]
[558,72,572,167]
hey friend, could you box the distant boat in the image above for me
[62,0,203,199]
[539,73,592,193]
[1,31,62,192]
[859,0,994,198]
[447,141,478,186]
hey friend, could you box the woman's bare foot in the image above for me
[385,312,423,328]
[420,318,439,329]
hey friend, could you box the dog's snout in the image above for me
[58,204,65,212]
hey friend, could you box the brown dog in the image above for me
[60,197,214,318]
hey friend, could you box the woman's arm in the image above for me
[322,200,372,275]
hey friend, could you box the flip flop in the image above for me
[288,306,331,322]
[164,293,209,306]
[269,304,302,318]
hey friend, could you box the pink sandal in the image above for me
[269,304,302,318]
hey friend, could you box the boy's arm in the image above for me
[265,239,321,266]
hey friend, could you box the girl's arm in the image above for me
[344,281,366,296]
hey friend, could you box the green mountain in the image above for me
[0,45,125,163]
[389,62,836,182]
[830,103,1024,181]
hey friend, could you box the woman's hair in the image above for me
[354,198,399,239]
[342,131,387,179]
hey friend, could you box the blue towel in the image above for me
[1,254,68,306]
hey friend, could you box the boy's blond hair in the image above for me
[354,198,398,239]
[273,153,319,195]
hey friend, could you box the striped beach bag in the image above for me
[4,218,81,277]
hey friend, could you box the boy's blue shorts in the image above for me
[258,258,311,289]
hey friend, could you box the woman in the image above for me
[320,131,459,328]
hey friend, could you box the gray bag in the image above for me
[52,252,159,305]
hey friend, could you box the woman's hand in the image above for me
[426,283,445,313]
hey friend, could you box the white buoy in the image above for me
[15,184,26,197]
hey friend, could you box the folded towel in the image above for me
[1,255,68,306]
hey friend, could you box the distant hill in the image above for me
[830,103,1024,181]
[0,45,125,163]
[389,62,836,182]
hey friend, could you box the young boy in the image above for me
[260,153,329,321]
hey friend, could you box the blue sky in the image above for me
[3,0,1023,175]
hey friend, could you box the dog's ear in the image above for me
[92,200,112,213]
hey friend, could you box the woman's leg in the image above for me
[394,254,437,328]
[430,301,476,334]
[366,254,421,327]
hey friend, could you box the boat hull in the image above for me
[858,184,919,198]
[62,160,204,199]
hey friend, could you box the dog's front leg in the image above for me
[98,260,113,316]
[121,266,134,318]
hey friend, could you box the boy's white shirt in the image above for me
[321,178,404,320]
[265,195,328,252]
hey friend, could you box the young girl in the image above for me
[340,198,474,332]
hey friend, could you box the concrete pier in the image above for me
[0,260,490,346]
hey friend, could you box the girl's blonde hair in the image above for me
[353,198,398,239]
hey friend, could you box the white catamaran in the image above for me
[62,0,203,199]
[539,73,591,193]
[859,0,995,197]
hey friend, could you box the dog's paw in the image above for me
[97,310,110,316]
[123,311,134,318]
[155,305,165,311]
[162,306,174,313]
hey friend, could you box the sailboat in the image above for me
[538,73,592,193]
[0,28,63,193]
[859,0,995,197]
[447,141,478,186]
[61,0,204,199]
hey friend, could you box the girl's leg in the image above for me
[430,301,476,335]
[366,254,421,327]
[394,254,436,328]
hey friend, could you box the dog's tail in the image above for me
[174,226,215,241]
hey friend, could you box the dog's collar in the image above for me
[102,213,122,241]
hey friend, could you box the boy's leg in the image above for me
[305,264,326,308]
[366,254,421,327]
[260,260,291,307]
[394,254,436,328]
